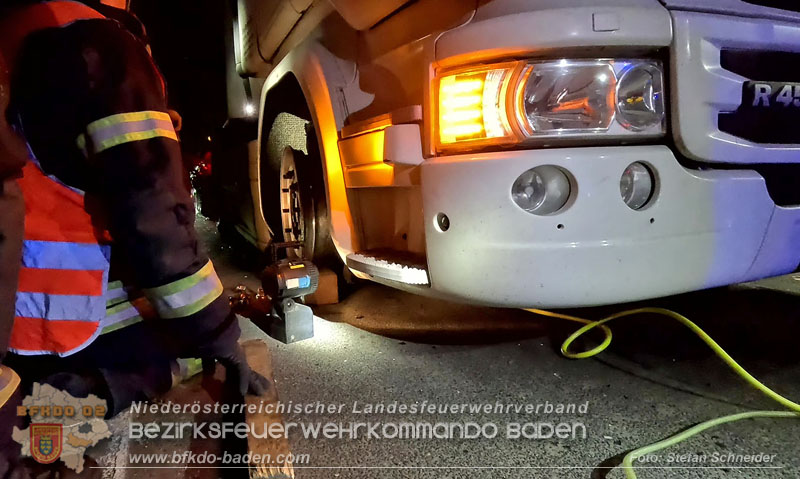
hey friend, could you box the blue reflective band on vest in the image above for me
[22,241,111,270]
[15,291,106,321]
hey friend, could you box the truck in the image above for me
[209,0,800,308]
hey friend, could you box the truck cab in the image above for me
[213,0,800,308]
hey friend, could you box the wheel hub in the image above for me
[280,148,304,241]
[279,148,308,259]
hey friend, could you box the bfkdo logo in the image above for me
[30,424,63,464]
[13,384,110,472]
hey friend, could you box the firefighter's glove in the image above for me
[162,297,269,396]
[189,307,270,397]
[202,343,270,397]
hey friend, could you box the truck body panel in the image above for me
[214,0,800,308]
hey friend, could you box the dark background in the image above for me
[130,0,229,154]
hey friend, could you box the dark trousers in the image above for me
[6,321,175,417]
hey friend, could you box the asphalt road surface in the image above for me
[103,218,800,479]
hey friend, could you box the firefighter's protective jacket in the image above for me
[2,1,239,357]
[0,52,26,361]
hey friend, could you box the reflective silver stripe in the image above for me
[103,302,140,326]
[82,111,177,154]
[101,301,143,334]
[105,281,129,307]
[93,116,174,144]
[144,261,224,319]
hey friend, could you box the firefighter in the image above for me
[0,0,268,418]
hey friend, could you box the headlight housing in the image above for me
[436,59,665,151]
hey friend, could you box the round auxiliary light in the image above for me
[511,165,571,215]
[620,162,654,210]
[616,63,665,131]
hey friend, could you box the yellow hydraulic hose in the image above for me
[524,307,800,479]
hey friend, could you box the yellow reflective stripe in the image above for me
[144,261,215,296]
[81,110,177,155]
[144,261,224,319]
[101,300,143,334]
[105,281,129,308]
[101,314,143,334]
[157,281,224,319]
[86,111,171,135]
[105,300,135,316]
[95,128,178,154]
[106,297,127,308]
[76,134,88,156]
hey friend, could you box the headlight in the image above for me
[517,61,616,135]
[436,59,665,151]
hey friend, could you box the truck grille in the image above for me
[671,11,800,164]
[719,49,800,83]
[717,49,800,144]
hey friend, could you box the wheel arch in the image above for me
[252,42,359,259]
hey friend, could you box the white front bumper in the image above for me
[420,145,800,308]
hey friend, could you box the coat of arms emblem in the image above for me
[30,424,62,464]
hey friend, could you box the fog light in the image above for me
[620,162,654,210]
[512,165,571,215]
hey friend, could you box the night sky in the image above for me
[130,0,229,154]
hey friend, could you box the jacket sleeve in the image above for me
[0,180,23,361]
[12,20,238,353]
[0,54,26,181]
[0,54,26,361]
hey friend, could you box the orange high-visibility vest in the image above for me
[4,1,110,356]
[11,162,111,355]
